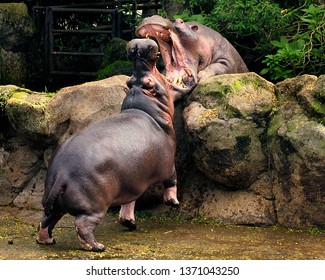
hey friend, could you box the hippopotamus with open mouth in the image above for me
[36,38,179,252]
[136,15,249,94]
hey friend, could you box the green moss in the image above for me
[199,82,231,99]
[233,80,242,90]
[310,99,325,118]
[267,112,284,141]
[4,87,53,137]
[8,89,51,111]
[0,3,28,15]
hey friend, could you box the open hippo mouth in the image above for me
[136,15,197,94]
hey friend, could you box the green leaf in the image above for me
[271,40,284,48]
[260,68,269,75]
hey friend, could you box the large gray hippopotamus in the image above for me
[136,15,249,94]
[36,38,179,252]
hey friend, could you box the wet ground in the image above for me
[0,206,324,260]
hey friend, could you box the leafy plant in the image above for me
[173,9,205,24]
[261,3,325,81]
[182,0,287,74]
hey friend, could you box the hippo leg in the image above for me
[163,185,179,207]
[74,212,106,252]
[36,212,64,245]
[162,166,179,207]
[119,201,137,231]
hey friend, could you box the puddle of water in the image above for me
[0,207,324,260]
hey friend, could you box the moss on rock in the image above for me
[4,87,53,142]
[192,72,277,119]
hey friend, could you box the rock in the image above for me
[0,3,35,86]
[4,75,129,144]
[276,74,325,123]
[5,86,52,144]
[269,74,325,228]
[0,138,42,206]
[47,75,128,143]
[0,48,28,86]
[179,170,276,225]
[0,3,34,51]
[184,73,276,189]
[13,168,46,210]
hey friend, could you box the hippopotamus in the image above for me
[136,15,249,94]
[36,38,179,252]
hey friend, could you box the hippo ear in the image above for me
[191,25,199,32]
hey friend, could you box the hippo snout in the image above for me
[127,39,159,63]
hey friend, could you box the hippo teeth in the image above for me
[172,75,186,87]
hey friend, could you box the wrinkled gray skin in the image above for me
[36,39,179,252]
[136,15,249,94]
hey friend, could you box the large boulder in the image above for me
[5,75,129,144]
[184,72,276,189]
[0,3,34,51]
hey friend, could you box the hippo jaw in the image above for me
[136,15,197,94]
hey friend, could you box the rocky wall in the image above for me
[0,73,324,229]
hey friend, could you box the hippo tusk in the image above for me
[184,67,192,77]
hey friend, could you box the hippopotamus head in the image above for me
[136,15,197,95]
[123,38,175,135]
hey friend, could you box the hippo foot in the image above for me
[119,218,137,231]
[36,238,56,245]
[165,198,180,208]
[36,224,56,245]
[77,235,105,252]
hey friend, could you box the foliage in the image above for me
[261,3,325,81]
[97,60,133,80]
[204,0,286,72]
[101,38,128,66]
[173,9,205,24]
[96,38,132,80]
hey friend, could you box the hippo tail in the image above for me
[43,177,66,216]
